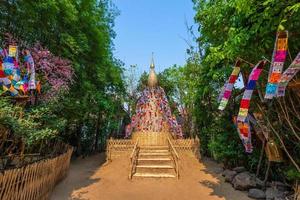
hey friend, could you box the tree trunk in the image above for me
[94,111,102,152]
[75,123,82,156]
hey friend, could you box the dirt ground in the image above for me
[50,153,252,200]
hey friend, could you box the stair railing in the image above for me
[167,137,179,179]
[129,139,139,179]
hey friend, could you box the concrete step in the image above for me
[138,157,172,161]
[137,158,173,166]
[135,166,175,174]
[139,149,169,153]
[140,146,169,150]
[139,152,170,156]
[136,165,174,169]
[133,172,176,178]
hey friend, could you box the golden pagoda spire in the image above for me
[148,53,158,87]
[150,52,155,69]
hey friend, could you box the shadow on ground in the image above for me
[197,157,250,200]
[50,153,106,200]
[51,153,251,200]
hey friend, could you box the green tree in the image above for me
[0,0,126,155]
[192,0,300,180]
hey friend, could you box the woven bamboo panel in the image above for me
[106,139,134,160]
[0,147,73,200]
[107,139,134,151]
[296,184,300,200]
[106,134,201,161]
[172,139,194,149]
[172,138,201,159]
[265,140,283,162]
[172,138,199,150]
[132,131,172,146]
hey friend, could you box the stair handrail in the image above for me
[129,139,139,179]
[167,137,179,159]
[167,137,179,179]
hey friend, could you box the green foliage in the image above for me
[194,0,300,66]
[191,0,300,181]
[285,167,300,181]
[0,0,125,154]
[0,98,63,146]
[137,72,149,91]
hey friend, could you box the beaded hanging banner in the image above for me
[277,52,300,96]
[264,31,288,99]
[237,60,267,122]
[218,60,241,110]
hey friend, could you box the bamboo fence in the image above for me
[0,147,73,200]
[106,139,134,161]
[132,131,171,146]
[107,132,201,161]
[171,137,201,159]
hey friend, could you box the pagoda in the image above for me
[127,57,183,143]
[107,58,200,179]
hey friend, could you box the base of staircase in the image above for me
[133,172,176,178]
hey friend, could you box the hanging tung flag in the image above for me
[218,80,228,102]
[36,81,41,94]
[277,52,300,96]
[8,45,17,58]
[0,48,5,57]
[9,85,18,96]
[265,31,288,99]
[218,60,241,110]
[236,118,253,153]
[25,53,36,90]
[237,60,266,122]
[0,61,5,78]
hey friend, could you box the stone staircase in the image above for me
[132,145,177,178]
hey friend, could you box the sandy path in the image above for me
[50,153,252,200]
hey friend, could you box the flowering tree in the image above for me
[31,44,74,100]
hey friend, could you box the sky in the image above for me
[112,0,198,76]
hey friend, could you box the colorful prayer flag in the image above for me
[218,60,241,110]
[25,53,36,90]
[235,117,253,153]
[265,31,288,99]
[237,60,266,122]
[8,45,17,58]
[277,52,300,96]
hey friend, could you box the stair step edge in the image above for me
[136,165,174,169]
[133,173,176,178]
[139,152,170,155]
[138,158,172,161]
[139,150,169,152]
